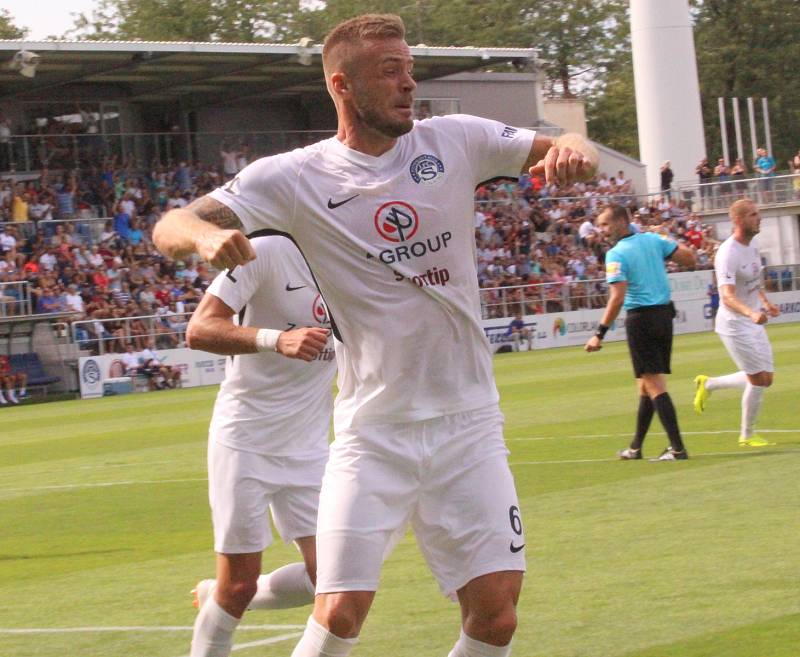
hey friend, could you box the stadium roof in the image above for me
[0,40,536,108]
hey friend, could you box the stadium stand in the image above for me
[1,145,797,398]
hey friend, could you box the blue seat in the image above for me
[12,352,61,387]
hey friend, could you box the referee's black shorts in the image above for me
[624,303,675,378]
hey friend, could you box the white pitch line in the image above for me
[511,447,800,466]
[0,624,304,634]
[0,478,207,493]
[508,429,800,442]
[174,630,305,657]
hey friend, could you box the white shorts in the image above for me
[208,439,327,554]
[719,329,774,375]
[316,405,526,599]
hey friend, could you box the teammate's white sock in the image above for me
[18,387,26,397]
[706,371,748,391]
[290,615,358,657]
[448,630,512,657]
[190,596,240,657]
[0,391,6,404]
[741,384,766,438]
[248,562,315,610]
[7,390,18,403]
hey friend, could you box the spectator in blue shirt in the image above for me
[754,147,776,201]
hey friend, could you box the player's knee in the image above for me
[218,578,258,611]
[465,602,518,645]
[316,597,367,638]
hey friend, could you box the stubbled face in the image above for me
[595,211,627,243]
[347,38,416,138]
[733,202,761,238]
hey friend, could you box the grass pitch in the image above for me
[1,325,798,657]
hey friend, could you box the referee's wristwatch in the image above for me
[595,323,609,340]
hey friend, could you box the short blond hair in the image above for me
[323,14,405,76]
[730,198,755,221]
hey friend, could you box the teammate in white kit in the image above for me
[184,235,336,657]
[693,199,780,446]
[154,14,597,657]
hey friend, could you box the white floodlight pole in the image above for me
[762,97,772,156]
[718,97,729,165]
[630,0,706,192]
[747,97,758,161]
[731,97,744,162]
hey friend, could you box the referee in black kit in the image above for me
[585,205,696,461]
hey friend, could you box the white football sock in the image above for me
[448,631,512,657]
[190,596,240,657]
[706,371,747,391]
[741,384,765,438]
[290,615,358,657]
[7,390,18,403]
[0,391,6,404]
[248,562,315,610]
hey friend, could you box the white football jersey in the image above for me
[209,115,535,427]
[208,235,336,456]
[714,235,763,336]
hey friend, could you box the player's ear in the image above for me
[331,71,349,95]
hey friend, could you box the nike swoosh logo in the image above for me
[509,541,525,553]
[327,194,359,209]
[285,284,306,292]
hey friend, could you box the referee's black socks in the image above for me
[653,392,685,452]
[630,395,654,450]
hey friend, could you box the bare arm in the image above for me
[585,281,626,352]
[153,196,256,270]
[759,289,781,318]
[669,243,696,269]
[524,132,599,185]
[186,291,331,361]
[719,284,767,324]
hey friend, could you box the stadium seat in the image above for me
[11,352,61,392]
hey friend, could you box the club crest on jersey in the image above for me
[312,294,329,324]
[409,153,445,186]
[374,201,420,242]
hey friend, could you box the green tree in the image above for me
[0,9,27,39]
[692,0,800,168]
[586,51,638,158]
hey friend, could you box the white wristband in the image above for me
[255,328,282,352]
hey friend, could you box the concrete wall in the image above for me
[700,204,800,266]
[542,98,587,137]
[415,72,544,128]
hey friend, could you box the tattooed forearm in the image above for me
[187,196,244,231]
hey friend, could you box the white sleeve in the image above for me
[435,114,535,184]
[207,150,304,235]
[206,238,271,314]
[714,242,736,287]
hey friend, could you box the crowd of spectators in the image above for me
[474,170,719,317]
[0,151,726,347]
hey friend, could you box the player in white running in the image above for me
[155,14,597,657]
[184,234,336,657]
[693,199,780,447]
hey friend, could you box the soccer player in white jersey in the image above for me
[693,199,780,446]
[154,14,597,657]
[184,234,336,657]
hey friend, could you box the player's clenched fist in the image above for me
[277,327,331,362]
[196,228,256,270]
[529,133,599,185]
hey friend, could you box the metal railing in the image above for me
[675,173,800,212]
[0,216,112,243]
[0,130,338,174]
[763,264,800,292]
[70,311,191,355]
[480,278,608,319]
[481,266,799,319]
[0,280,32,317]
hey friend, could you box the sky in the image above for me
[3,0,98,40]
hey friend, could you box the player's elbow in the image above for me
[185,321,204,351]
